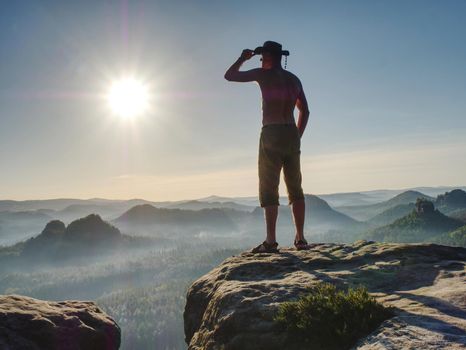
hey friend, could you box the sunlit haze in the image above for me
[1,0,465,201]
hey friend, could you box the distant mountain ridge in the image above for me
[2,187,466,248]
[2,186,465,212]
[364,189,466,226]
[249,194,362,231]
[113,204,238,236]
[362,199,464,243]
[319,186,466,207]
[367,203,415,226]
[337,190,434,221]
[303,194,361,227]
[21,214,122,258]
[0,210,54,246]
[316,192,376,207]
[3,214,153,264]
[112,195,362,243]
[164,200,254,212]
[435,189,466,214]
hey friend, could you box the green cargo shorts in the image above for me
[258,123,305,207]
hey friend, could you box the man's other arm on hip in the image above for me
[296,84,310,138]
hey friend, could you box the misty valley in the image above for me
[1,187,466,349]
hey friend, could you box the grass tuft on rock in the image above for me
[274,282,394,350]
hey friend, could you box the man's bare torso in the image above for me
[256,68,302,126]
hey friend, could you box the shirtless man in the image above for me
[224,40,310,253]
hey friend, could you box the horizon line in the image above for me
[1,184,465,202]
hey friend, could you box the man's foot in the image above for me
[294,238,311,251]
[251,240,279,254]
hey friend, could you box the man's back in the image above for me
[256,68,302,126]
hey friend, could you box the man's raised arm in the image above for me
[296,85,310,138]
[224,49,260,82]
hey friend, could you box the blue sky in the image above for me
[1,0,465,200]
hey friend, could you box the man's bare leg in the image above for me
[291,198,305,241]
[264,205,278,244]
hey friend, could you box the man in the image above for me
[224,40,310,253]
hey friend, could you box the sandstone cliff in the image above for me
[184,241,466,349]
[0,294,120,349]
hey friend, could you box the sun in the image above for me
[106,77,150,118]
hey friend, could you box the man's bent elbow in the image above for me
[300,109,310,118]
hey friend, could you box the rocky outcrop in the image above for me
[0,294,120,349]
[19,214,126,262]
[415,198,435,214]
[184,241,466,350]
[436,189,466,212]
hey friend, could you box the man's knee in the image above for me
[288,189,304,205]
[258,168,281,208]
[259,189,280,207]
[284,163,304,205]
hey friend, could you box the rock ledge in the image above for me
[184,241,466,350]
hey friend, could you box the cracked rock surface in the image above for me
[184,241,466,350]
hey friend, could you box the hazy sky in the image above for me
[1,0,465,201]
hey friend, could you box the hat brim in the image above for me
[254,47,289,56]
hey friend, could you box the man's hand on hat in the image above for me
[239,49,255,61]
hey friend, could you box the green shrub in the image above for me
[274,282,394,350]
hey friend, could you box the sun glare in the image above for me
[106,77,150,118]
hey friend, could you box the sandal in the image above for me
[251,240,279,254]
[294,238,311,251]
